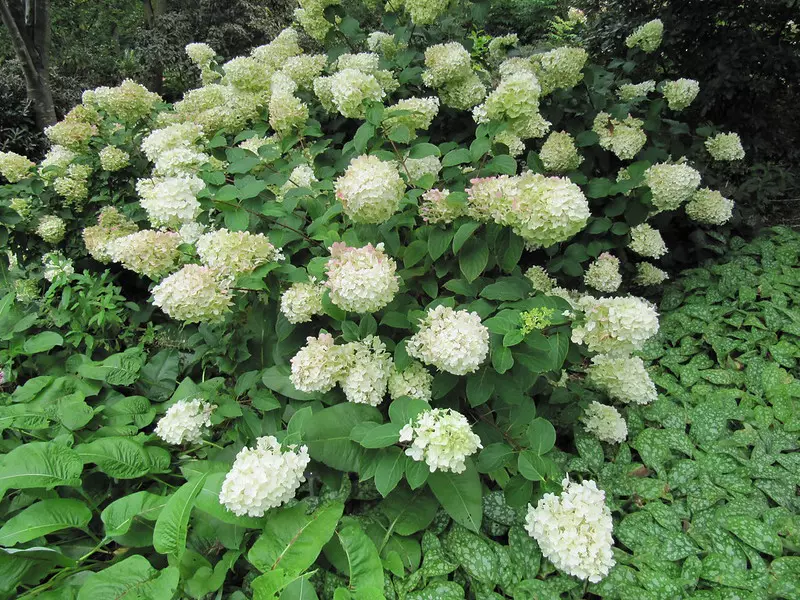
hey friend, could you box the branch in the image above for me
[0,0,38,79]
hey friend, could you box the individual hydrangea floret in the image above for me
[219,436,310,517]
[593,113,647,160]
[399,408,482,473]
[196,229,282,279]
[662,78,700,111]
[325,242,399,313]
[587,354,658,405]
[644,163,702,212]
[685,188,734,225]
[628,223,668,258]
[525,266,556,294]
[154,399,214,445]
[388,361,433,402]
[525,477,615,582]
[290,332,349,393]
[82,207,139,263]
[634,262,669,287]
[0,151,35,183]
[625,19,663,53]
[705,133,745,161]
[339,335,393,406]
[152,264,233,324]
[335,155,405,224]
[530,47,588,95]
[407,305,490,375]
[405,155,442,183]
[36,215,66,244]
[107,230,182,280]
[280,279,325,324]
[582,401,627,444]
[584,253,622,293]
[99,146,130,172]
[136,175,205,227]
[42,252,74,282]
[617,80,656,102]
[419,188,467,224]
[572,295,659,355]
[540,131,582,172]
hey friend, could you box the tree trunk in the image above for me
[142,0,167,95]
[0,0,56,130]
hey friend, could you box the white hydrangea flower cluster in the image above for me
[582,401,628,444]
[572,295,659,355]
[628,223,668,258]
[540,131,583,172]
[42,252,74,282]
[269,72,309,136]
[662,78,700,111]
[705,132,745,161]
[467,172,590,249]
[587,354,658,405]
[366,31,406,59]
[82,207,139,262]
[44,118,97,151]
[0,151,35,183]
[634,262,669,286]
[222,56,271,94]
[40,146,77,180]
[339,336,393,406]
[196,229,282,279]
[107,230,182,280]
[644,163,702,212]
[399,408,482,473]
[625,19,663,53]
[617,80,656,102]
[685,188,734,225]
[53,164,92,206]
[136,175,205,228]
[383,97,440,138]
[294,0,339,42]
[530,47,588,95]
[422,42,486,110]
[239,135,274,156]
[280,279,325,324]
[525,266,556,294]
[154,399,214,445]
[290,332,349,393]
[279,164,318,201]
[99,146,130,172]
[152,264,233,324]
[525,477,615,582]
[83,79,161,123]
[335,155,405,223]
[140,123,208,177]
[219,436,310,517]
[405,155,442,182]
[36,215,67,244]
[388,360,433,402]
[314,53,396,119]
[419,188,467,224]
[593,113,647,160]
[325,242,399,313]
[282,54,327,89]
[401,0,449,25]
[179,222,206,245]
[407,305,489,375]
[584,253,622,293]
[185,43,216,68]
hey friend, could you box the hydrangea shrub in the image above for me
[0,5,754,599]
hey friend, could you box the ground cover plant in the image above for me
[0,1,787,598]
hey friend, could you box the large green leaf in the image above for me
[75,437,151,479]
[152,474,207,559]
[427,460,482,532]
[22,331,63,355]
[76,555,179,600]
[304,404,382,472]
[336,524,384,599]
[379,485,439,535]
[101,491,169,538]
[0,499,91,546]
[0,442,82,496]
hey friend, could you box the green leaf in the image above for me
[248,501,344,575]
[0,499,91,546]
[724,516,783,556]
[76,555,179,600]
[587,178,613,198]
[359,423,403,448]
[442,148,472,168]
[575,130,599,147]
[375,447,406,496]
[404,239,428,268]
[0,442,82,496]
[492,346,514,374]
[305,404,382,472]
[477,443,515,473]
[153,474,207,559]
[428,227,453,261]
[354,123,375,154]
[409,143,440,159]
[526,418,556,455]
[517,451,546,481]
[459,238,489,282]
[262,365,318,401]
[336,524,384,597]
[380,486,438,535]
[443,524,498,584]
[486,155,517,175]
[281,575,319,600]
[452,221,481,253]
[480,277,531,301]
[22,331,63,355]
[388,396,430,425]
[405,459,429,490]
[428,460,482,532]
[193,471,265,527]
[101,491,168,538]
[76,437,151,479]
[466,368,495,407]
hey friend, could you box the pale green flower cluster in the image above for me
[662,78,700,111]
[685,188,734,225]
[584,253,622,293]
[634,262,669,287]
[644,163,702,212]
[399,408,482,473]
[152,264,233,323]
[107,230,182,280]
[83,79,161,123]
[402,0,450,25]
[282,54,327,89]
[366,32,405,59]
[185,43,216,68]
[419,189,466,224]
[14,279,39,302]
[0,151,35,183]
[628,223,668,258]
[290,332,349,393]
[593,113,647,160]
[572,295,659,355]
[9,197,31,220]
[53,164,92,207]
[196,229,282,279]
[383,97,440,138]
[294,0,339,41]
[488,33,518,61]
[625,19,663,53]
[335,155,405,223]
[705,132,745,161]
[314,53,396,119]
[280,279,325,324]
[586,354,657,404]
[269,73,309,136]
[405,155,442,182]
[99,146,130,172]
[540,131,582,172]
[388,361,433,402]
[40,146,77,181]
[525,266,556,294]
[279,164,318,201]
[582,401,627,444]
[407,305,490,375]
[617,80,656,102]
[36,215,67,244]
[82,207,139,263]
[423,42,486,110]
[530,47,588,95]
[44,114,97,151]
[325,242,399,313]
